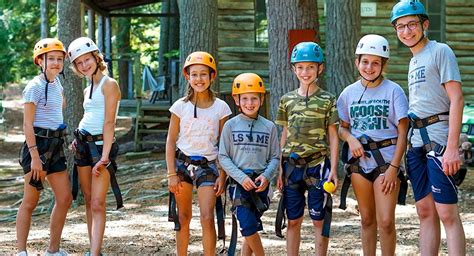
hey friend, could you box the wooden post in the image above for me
[97,15,104,52]
[105,16,112,77]
[88,9,96,41]
[40,0,48,38]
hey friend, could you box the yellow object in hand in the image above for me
[323,181,336,193]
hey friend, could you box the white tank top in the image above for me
[78,75,108,136]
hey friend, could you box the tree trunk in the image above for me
[326,0,360,95]
[178,0,218,97]
[57,0,83,172]
[266,0,319,120]
[40,0,48,38]
[117,17,131,99]
[169,0,180,53]
[158,1,170,77]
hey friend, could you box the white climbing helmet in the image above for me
[67,37,99,63]
[355,34,390,59]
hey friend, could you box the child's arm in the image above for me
[381,117,409,195]
[166,113,181,195]
[328,124,339,188]
[276,125,288,191]
[338,120,365,159]
[215,116,230,196]
[443,81,463,175]
[256,124,281,192]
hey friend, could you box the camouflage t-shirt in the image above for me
[276,88,338,165]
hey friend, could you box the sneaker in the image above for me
[16,251,27,256]
[45,249,68,256]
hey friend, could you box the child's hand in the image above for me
[380,165,398,195]
[168,175,182,195]
[214,175,226,196]
[254,175,269,192]
[241,177,257,191]
[348,136,365,159]
[70,139,77,151]
[92,159,109,176]
[327,171,338,191]
[276,174,283,191]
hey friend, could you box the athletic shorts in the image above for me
[406,146,458,204]
[283,157,330,221]
[20,137,66,175]
[229,185,269,236]
[175,159,218,188]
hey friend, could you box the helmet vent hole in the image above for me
[236,83,240,88]
[259,82,263,87]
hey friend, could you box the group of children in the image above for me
[17,36,120,256]
[166,1,465,255]
[16,0,466,255]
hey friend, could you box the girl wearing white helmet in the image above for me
[17,38,72,256]
[68,37,121,256]
[337,34,409,255]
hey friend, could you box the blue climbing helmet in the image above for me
[390,0,428,24]
[290,42,324,64]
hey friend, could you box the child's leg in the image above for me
[435,203,465,255]
[197,185,217,256]
[286,217,303,256]
[16,171,41,252]
[242,233,264,256]
[407,148,440,255]
[311,219,328,256]
[374,176,399,256]
[89,167,111,255]
[351,173,376,256]
[78,166,93,241]
[46,170,72,253]
[174,182,193,256]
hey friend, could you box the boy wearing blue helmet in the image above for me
[275,42,339,255]
[391,0,465,255]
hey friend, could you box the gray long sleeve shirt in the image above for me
[218,114,280,185]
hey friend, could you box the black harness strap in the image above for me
[275,187,286,238]
[72,129,123,210]
[228,170,267,255]
[408,112,449,154]
[339,136,404,210]
[169,149,225,248]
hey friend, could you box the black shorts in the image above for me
[74,138,119,167]
[19,137,67,175]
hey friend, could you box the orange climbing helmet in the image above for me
[182,51,217,79]
[33,38,66,66]
[232,73,266,96]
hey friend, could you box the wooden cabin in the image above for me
[217,0,474,103]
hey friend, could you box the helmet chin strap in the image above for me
[237,94,260,142]
[88,64,100,99]
[357,64,383,104]
[42,54,51,106]
[304,64,320,107]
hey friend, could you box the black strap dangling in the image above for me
[89,65,100,99]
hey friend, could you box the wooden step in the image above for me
[138,129,168,134]
[137,116,170,123]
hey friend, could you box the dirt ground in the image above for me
[0,97,473,255]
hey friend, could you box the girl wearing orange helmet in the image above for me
[166,51,231,255]
[67,37,121,256]
[17,38,72,256]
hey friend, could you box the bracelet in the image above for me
[167,173,177,178]
[28,145,37,151]
[389,164,400,169]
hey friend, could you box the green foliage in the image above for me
[0,0,49,84]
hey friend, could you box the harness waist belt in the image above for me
[75,130,104,142]
[283,151,325,166]
[176,149,213,166]
[409,111,449,129]
[34,127,66,138]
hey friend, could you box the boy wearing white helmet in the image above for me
[68,37,121,256]
[337,34,409,255]
[17,38,72,256]
[391,0,465,255]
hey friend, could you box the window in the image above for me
[255,0,268,48]
[422,0,445,42]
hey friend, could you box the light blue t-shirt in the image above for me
[337,79,408,172]
[408,40,461,147]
